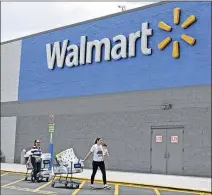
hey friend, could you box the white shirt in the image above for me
[90,144,104,162]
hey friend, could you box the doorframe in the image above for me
[151,125,184,129]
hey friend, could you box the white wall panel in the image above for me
[1,117,17,163]
[1,40,22,102]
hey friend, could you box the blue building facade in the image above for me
[18,1,211,101]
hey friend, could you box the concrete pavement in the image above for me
[1,171,211,195]
[1,163,211,193]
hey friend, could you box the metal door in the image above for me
[166,129,184,175]
[151,129,167,174]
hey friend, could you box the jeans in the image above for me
[31,157,41,181]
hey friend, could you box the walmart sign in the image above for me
[46,7,197,70]
[46,22,152,70]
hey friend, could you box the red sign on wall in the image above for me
[171,136,178,143]
[156,135,163,143]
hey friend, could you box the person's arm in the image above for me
[101,146,104,161]
[103,148,109,156]
[84,145,94,161]
[84,151,91,161]
[106,149,109,156]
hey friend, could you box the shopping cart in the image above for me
[51,148,84,189]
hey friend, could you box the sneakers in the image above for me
[90,184,111,189]
[90,184,94,189]
[104,184,111,189]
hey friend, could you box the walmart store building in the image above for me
[1,1,211,177]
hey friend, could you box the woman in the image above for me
[27,139,42,182]
[84,138,111,189]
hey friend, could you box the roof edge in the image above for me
[1,1,169,45]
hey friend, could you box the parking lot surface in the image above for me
[1,171,210,195]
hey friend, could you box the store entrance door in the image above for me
[150,129,167,174]
[166,129,184,175]
[150,126,184,175]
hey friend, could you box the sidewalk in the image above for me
[1,163,211,192]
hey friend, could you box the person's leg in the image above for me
[37,162,41,173]
[34,162,39,181]
[99,162,111,189]
[91,161,99,185]
[99,161,107,185]
[31,158,37,182]
[36,162,41,181]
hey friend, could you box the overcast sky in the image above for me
[1,2,154,42]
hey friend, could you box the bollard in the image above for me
[20,149,26,164]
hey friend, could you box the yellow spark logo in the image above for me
[158,8,196,58]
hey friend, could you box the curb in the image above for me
[1,169,211,194]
